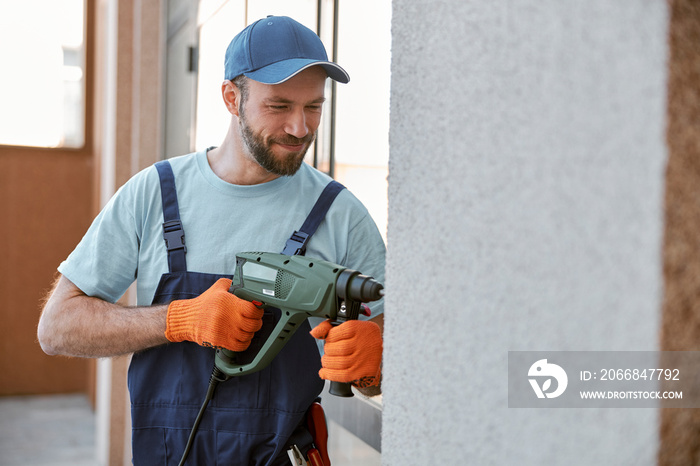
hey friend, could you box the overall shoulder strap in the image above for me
[154,160,187,272]
[282,180,345,256]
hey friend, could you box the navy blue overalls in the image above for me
[128,160,344,465]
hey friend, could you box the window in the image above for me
[0,0,86,148]
[334,0,391,241]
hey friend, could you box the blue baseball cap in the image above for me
[224,16,350,85]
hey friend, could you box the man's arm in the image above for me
[37,275,169,358]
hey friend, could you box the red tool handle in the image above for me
[307,448,324,466]
[307,402,331,466]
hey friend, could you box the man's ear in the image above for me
[222,80,241,117]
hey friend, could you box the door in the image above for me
[0,0,96,396]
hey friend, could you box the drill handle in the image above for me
[215,306,307,378]
[329,380,354,397]
[328,317,354,397]
[327,300,362,398]
[326,272,383,398]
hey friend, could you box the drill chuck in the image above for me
[336,269,384,303]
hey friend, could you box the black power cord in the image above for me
[178,365,228,466]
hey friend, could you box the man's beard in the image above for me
[239,112,316,177]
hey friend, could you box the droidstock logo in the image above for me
[528,359,568,399]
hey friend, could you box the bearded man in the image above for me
[38,16,385,465]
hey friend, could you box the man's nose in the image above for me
[283,108,309,139]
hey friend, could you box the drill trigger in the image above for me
[361,304,371,317]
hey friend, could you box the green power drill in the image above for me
[178,252,384,465]
[215,251,384,397]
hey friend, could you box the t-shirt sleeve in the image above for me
[57,172,150,303]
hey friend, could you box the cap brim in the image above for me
[245,59,350,85]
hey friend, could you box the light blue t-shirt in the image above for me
[59,149,385,316]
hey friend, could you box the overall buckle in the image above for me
[162,220,186,252]
[282,230,309,256]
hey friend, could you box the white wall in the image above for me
[383,1,669,464]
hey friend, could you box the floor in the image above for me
[0,394,379,466]
[0,394,97,466]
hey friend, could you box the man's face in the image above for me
[237,67,327,176]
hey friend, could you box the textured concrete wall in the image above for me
[383,1,669,465]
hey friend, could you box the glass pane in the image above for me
[335,0,391,241]
[246,0,317,29]
[0,0,85,148]
[194,1,247,150]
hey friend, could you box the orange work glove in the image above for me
[310,320,382,388]
[165,278,264,351]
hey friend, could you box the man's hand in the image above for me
[310,320,383,390]
[165,278,264,351]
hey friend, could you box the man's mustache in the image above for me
[272,134,316,146]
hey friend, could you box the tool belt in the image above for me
[287,400,331,466]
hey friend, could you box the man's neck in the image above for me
[207,135,279,186]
